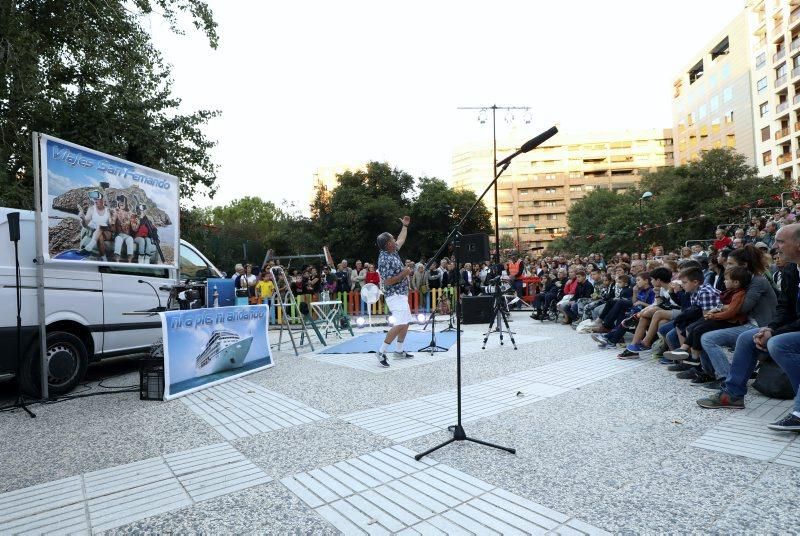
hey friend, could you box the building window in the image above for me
[724,110,734,123]
[763,151,772,166]
[544,188,557,194]
[757,77,768,93]
[755,52,766,69]
[711,36,730,60]
[760,101,769,117]
[518,188,529,195]
[698,104,707,120]
[568,171,581,178]
[689,59,704,84]
[688,112,696,126]
[762,126,770,141]
[777,63,788,78]
[545,174,556,180]
[726,134,736,147]
[569,185,582,192]
[722,87,733,103]
[722,64,731,79]
[710,95,719,111]
[546,214,558,220]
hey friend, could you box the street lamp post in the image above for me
[458,105,531,264]
[638,191,653,254]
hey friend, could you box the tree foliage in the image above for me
[552,148,790,255]
[310,163,494,262]
[0,0,220,209]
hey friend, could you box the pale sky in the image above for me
[148,0,744,213]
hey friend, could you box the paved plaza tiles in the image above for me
[1,319,798,534]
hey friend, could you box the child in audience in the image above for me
[664,266,750,368]
[592,273,655,349]
[663,267,727,363]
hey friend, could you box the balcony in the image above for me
[775,127,791,139]
[775,48,787,63]
[778,153,794,165]
[795,122,800,132]
[794,66,800,79]
[776,74,789,88]
[792,8,800,26]
[794,93,800,106]
[793,37,800,52]
[756,35,767,49]
[774,21,785,35]
[778,101,790,114]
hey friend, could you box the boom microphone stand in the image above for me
[414,126,558,461]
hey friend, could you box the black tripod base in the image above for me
[417,344,448,354]
[10,396,36,418]
[414,425,515,460]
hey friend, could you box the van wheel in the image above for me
[19,332,89,397]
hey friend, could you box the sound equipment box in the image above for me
[461,295,494,324]
[460,233,490,264]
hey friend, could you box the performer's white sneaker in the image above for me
[377,353,390,367]
[393,351,414,359]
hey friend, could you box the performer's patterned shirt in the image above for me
[377,250,408,298]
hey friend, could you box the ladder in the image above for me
[269,266,315,356]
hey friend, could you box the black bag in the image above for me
[753,356,796,400]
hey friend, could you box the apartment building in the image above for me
[748,0,800,180]
[451,129,674,250]
[310,162,365,208]
[672,11,756,166]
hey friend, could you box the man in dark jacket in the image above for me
[564,270,593,324]
[698,224,800,432]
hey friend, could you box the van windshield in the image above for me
[180,244,219,280]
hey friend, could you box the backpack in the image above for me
[752,356,795,400]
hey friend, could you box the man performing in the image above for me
[376,215,414,368]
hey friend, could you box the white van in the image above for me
[0,208,223,395]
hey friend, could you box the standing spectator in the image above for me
[428,261,443,289]
[364,263,380,285]
[352,260,366,290]
[255,270,275,303]
[335,262,352,293]
[507,253,525,303]
[411,263,429,294]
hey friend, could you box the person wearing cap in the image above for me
[754,241,769,252]
[375,216,413,368]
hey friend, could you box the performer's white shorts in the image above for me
[385,294,413,325]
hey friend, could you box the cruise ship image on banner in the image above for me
[195,329,253,376]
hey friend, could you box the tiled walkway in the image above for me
[282,445,610,535]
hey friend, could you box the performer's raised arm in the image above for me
[395,215,410,250]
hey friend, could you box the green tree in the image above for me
[311,161,414,261]
[0,0,220,209]
[408,177,493,260]
[555,148,790,255]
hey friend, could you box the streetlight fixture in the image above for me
[457,104,531,263]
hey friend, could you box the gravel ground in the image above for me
[1,317,797,533]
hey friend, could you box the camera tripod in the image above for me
[482,281,517,350]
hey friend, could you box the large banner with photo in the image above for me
[161,305,273,400]
[39,134,180,268]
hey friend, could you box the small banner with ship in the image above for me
[39,133,180,268]
[161,305,273,400]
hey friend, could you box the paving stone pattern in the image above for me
[692,396,799,466]
[282,445,610,535]
[341,350,642,442]
[0,443,271,534]
[180,378,330,439]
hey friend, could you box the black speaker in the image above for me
[7,211,20,242]
[461,233,490,264]
[461,295,494,324]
